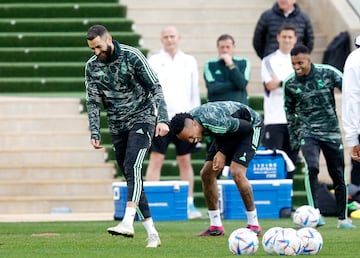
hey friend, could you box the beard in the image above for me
[97,44,112,62]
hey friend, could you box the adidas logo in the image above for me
[239,153,247,162]
[136,128,144,134]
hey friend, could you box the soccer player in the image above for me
[170,101,263,236]
[284,44,356,229]
[85,24,169,247]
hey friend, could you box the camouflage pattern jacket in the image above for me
[190,101,262,153]
[85,40,168,140]
[284,63,342,149]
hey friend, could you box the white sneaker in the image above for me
[146,234,161,248]
[337,218,357,229]
[107,222,134,237]
[188,204,202,219]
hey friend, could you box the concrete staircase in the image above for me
[120,0,327,96]
[0,0,355,217]
[120,0,355,185]
[118,0,359,211]
[0,97,117,214]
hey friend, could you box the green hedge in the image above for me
[0,47,148,62]
[0,18,133,33]
[0,1,146,96]
[0,0,117,3]
[0,63,84,77]
[0,77,84,92]
[248,95,263,111]
[0,3,126,18]
[0,32,141,47]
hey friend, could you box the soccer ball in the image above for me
[228,228,259,255]
[293,205,320,228]
[272,228,303,256]
[262,227,282,254]
[297,227,323,255]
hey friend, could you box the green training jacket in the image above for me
[283,63,342,149]
[85,40,168,140]
[203,57,250,105]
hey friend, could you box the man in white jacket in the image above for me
[342,34,360,186]
[261,24,298,179]
[145,25,202,219]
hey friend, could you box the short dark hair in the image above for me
[217,34,235,46]
[278,24,297,36]
[86,24,108,40]
[290,44,310,56]
[170,113,193,135]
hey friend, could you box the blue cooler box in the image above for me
[246,150,287,179]
[218,179,292,219]
[112,181,188,221]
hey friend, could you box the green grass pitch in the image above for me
[0,217,359,257]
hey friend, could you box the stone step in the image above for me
[0,163,116,180]
[122,0,327,96]
[0,115,88,132]
[0,132,91,149]
[121,0,273,7]
[0,195,114,214]
[0,179,114,197]
[140,26,324,49]
[0,148,108,165]
[0,96,83,116]
[137,21,264,39]
[125,6,268,22]
[0,95,117,214]
[193,48,325,67]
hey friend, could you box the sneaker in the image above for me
[107,222,134,237]
[317,215,326,227]
[348,201,360,210]
[188,204,202,219]
[146,234,161,248]
[196,225,225,236]
[337,219,357,229]
[247,224,262,236]
[353,201,360,210]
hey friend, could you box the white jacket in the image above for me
[261,49,294,125]
[148,49,200,119]
[342,47,360,147]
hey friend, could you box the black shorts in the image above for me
[150,130,197,156]
[205,126,262,167]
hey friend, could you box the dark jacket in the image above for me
[253,2,314,59]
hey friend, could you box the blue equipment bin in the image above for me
[112,181,189,221]
[218,179,292,219]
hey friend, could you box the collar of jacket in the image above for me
[272,2,300,17]
[295,63,315,82]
